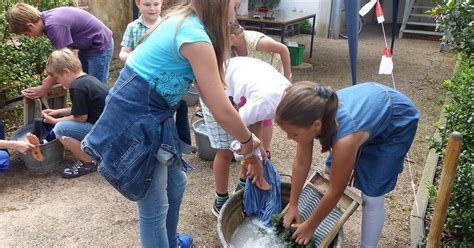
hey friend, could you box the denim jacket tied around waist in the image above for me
[81,65,192,201]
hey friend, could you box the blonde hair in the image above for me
[138,0,230,87]
[6,3,42,34]
[275,81,339,153]
[46,48,83,75]
[229,23,244,36]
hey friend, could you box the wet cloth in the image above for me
[324,82,419,197]
[243,159,281,226]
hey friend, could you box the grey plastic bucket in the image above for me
[182,83,199,107]
[10,124,64,174]
[192,119,217,161]
[217,181,343,247]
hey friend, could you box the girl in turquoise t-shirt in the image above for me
[83,1,261,247]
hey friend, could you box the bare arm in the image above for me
[22,75,57,99]
[292,131,369,245]
[0,140,35,154]
[119,46,133,62]
[180,42,258,154]
[283,139,314,228]
[256,36,292,81]
[42,107,87,124]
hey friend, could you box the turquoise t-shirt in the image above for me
[127,15,211,107]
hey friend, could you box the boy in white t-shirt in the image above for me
[200,57,290,217]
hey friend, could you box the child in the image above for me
[229,23,292,158]
[41,48,109,179]
[119,0,192,148]
[0,120,35,173]
[119,0,162,62]
[6,3,114,99]
[81,1,257,247]
[201,56,290,217]
[229,24,291,80]
[275,82,419,246]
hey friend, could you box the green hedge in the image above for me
[430,54,473,245]
[0,0,74,129]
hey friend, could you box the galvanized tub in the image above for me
[10,124,64,174]
[192,119,217,161]
[217,181,344,247]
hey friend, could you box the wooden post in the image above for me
[427,132,463,247]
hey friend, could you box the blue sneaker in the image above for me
[177,233,193,248]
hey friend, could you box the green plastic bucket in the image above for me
[288,44,305,66]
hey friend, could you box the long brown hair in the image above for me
[138,0,230,86]
[275,81,339,152]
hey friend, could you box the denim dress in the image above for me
[82,66,192,201]
[324,82,419,197]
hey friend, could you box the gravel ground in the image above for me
[0,24,455,247]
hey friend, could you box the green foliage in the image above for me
[426,183,438,202]
[429,54,474,244]
[0,0,74,129]
[271,213,316,247]
[298,19,313,35]
[429,0,474,56]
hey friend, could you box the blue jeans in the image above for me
[82,65,191,246]
[138,160,187,247]
[0,150,9,173]
[53,120,93,141]
[78,38,114,84]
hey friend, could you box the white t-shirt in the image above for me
[225,57,290,126]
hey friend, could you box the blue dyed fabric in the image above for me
[243,159,281,226]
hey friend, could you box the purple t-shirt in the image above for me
[41,7,112,55]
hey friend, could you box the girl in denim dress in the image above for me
[275,81,419,247]
[82,0,260,247]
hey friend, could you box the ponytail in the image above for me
[275,81,339,152]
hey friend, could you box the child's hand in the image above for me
[22,86,47,99]
[283,205,301,228]
[42,109,57,116]
[12,141,35,154]
[42,113,57,124]
[291,221,316,246]
[245,155,270,191]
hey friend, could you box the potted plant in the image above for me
[251,0,280,12]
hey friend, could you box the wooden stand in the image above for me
[427,132,463,247]
[23,84,67,125]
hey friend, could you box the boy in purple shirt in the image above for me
[6,3,113,99]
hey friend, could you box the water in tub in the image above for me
[230,216,286,247]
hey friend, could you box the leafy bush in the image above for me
[0,0,75,129]
[299,19,313,34]
[429,0,474,56]
[430,54,473,245]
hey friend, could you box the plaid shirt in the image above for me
[121,16,161,50]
